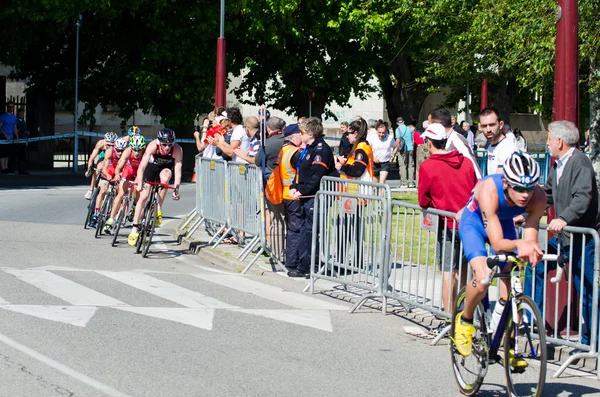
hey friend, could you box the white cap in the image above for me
[215,111,228,123]
[421,123,448,141]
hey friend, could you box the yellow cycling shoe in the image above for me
[454,311,476,357]
[509,349,529,369]
[156,210,163,227]
[128,231,139,247]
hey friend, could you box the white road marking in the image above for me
[96,271,239,309]
[230,309,333,332]
[0,305,98,327]
[114,307,214,330]
[0,331,132,397]
[191,274,347,311]
[0,296,9,305]
[1,268,129,307]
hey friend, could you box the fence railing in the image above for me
[475,150,551,184]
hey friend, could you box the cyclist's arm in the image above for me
[114,148,130,175]
[172,145,183,189]
[477,180,518,253]
[87,140,104,169]
[135,142,154,184]
[522,187,546,241]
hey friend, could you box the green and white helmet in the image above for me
[130,135,146,151]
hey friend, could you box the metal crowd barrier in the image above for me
[179,154,203,238]
[475,150,551,184]
[196,158,228,241]
[306,177,393,312]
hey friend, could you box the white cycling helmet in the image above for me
[503,151,540,188]
[115,137,129,151]
[104,132,118,144]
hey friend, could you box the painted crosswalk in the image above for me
[0,266,346,332]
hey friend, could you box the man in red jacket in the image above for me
[418,123,478,331]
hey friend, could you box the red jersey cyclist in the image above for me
[103,135,147,234]
[128,128,182,246]
[88,137,128,228]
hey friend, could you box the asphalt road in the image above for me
[0,175,598,397]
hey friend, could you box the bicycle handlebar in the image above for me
[482,254,568,285]
[144,181,177,190]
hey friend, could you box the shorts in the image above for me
[103,164,117,179]
[122,164,139,181]
[458,209,518,263]
[143,162,173,183]
[436,227,466,272]
[374,161,391,176]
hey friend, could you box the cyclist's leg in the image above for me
[109,179,127,221]
[157,168,172,207]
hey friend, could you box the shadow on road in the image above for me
[0,171,89,190]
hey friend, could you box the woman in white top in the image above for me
[514,128,528,152]
[367,121,397,183]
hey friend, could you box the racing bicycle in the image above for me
[111,179,136,246]
[135,181,177,258]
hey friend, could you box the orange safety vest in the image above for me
[279,144,300,201]
[341,141,374,181]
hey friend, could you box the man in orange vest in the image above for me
[279,123,303,270]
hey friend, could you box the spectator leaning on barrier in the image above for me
[254,116,287,263]
[232,116,260,163]
[524,120,600,353]
[279,124,303,271]
[367,120,397,184]
[288,117,335,278]
[16,108,29,175]
[480,107,518,176]
[211,107,248,163]
[429,108,482,180]
[418,123,477,326]
[203,110,229,160]
[395,116,415,187]
[0,100,19,175]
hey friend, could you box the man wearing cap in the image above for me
[278,124,303,270]
[418,123,478,327]
[395,116,415,187]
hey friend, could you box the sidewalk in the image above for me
[175,216,598,374]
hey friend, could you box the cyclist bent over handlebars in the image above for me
[454,152,546,357]
[127,128,182,247]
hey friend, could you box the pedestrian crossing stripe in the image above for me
[0,267,338,332]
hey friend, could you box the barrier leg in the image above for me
[238,236,259,260]
[430,324,451,346]
[349,294,384,314]
[242,246,265,274]
[208,225,227,246]
[553,352,598,378]
[185,217,204,238]
[180,209,198,230]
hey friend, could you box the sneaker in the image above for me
[104,219,114,234]
[127,231,139,247]
[453,312,476,357]
[509,349,529,369]
[156,210,163,227]
[88,215,98,228]
[85,190,92,200]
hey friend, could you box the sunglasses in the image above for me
[510,185,535,193]
[160,142,174,147]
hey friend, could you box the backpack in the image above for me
[265,163,283,204]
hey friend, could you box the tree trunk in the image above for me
[487,76,518,121]
[589,55,600,187]
[292,90,326,120]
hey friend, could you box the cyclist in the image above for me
[104,135,147,233]
[127,128,182,246]
[127,126,141,141]
[85,132,118,199]
[454,152,546,360]
[89,137,128,228]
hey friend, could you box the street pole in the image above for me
[480,79,488,111]
[214,0,226,108]
[73,14,82,172]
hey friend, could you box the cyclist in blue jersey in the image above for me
[453,152,546,357]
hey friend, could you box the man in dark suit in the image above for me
[525,120,600,354]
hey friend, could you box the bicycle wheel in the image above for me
[111,198,128,247]
[84,187,100,229]
[135,202,150,254]
[142,203,156,258]
[95,193,110,238]
[503,295,546,397]
[450,287,489,396]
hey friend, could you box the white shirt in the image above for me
[367,128,378,142]
[231,124,250,163]
[487,136,518,175]
[505,131,517,144]
[202,143,222,160]
[466,130,475,148]
[556,147,576,184]
[446,129,483,179]
[367,133,397,163]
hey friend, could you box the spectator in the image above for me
[254,116,287,263]
[418,123,477,324]
[278,124,303,270]
[287,117,335,278]
[15,108,29,174]
[414,121,429,183]
[395,116,415,187]
[297,116,307,124]
[461,121,475,150]
[366,119,377,141]
[212,107,249,163]
[429,108,482,179]
[338,121,352,157]
[514,128,527,152]
[584,128,591,152]
[0,100,19,175]
[232,116,260,163]
[367,120,396,184]
[202,110,229,160]
[503,123,517,144]
[451,114,460,132]
[480,107,517,175]
[475,130,488,149]
[524,120,600,353]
